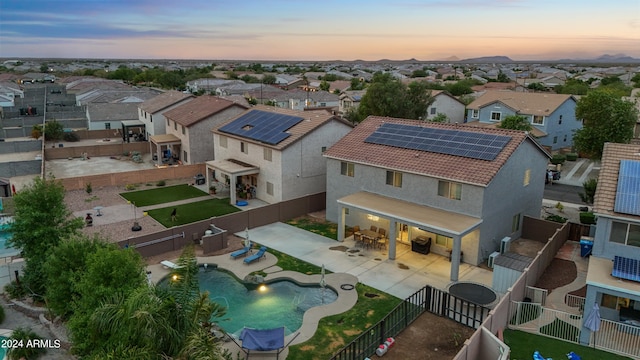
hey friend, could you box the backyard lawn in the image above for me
[120,184,208,206]
[146,199,240,227]
[504,329,632,360]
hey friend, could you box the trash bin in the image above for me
[580,238,594,257]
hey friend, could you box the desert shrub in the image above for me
[85,182,92,195]
[156,180,166,186]
[0,305,5,324]
[4,281,26,299]
[565,153,578,161]
[580,212,597,224]
[63,132,79,142]
[550,154,566,165]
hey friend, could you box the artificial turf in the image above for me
[146,198,240,226]
[120,184,208,207]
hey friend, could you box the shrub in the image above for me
[124,184,136,191]
[85,182,92,195]
[0,305,5,324]
[546,214,567,223]
[565,153,578,161]
[62,131,79,142]
[7,327,47,360]
[4,281,26,299]
[156,180,166,186]
[580,212,597,224]
[550,154,566,165]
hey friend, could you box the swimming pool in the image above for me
[0,218,18,258]
[196,267,337,336]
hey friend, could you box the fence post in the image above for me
[379,319,385,347]
[403,300,408,328]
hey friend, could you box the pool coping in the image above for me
[147,250,358,351]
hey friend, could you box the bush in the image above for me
[580,212,597,224]
[85,182,92,195]
[0,305,5,324]
[124,184,136,191]
[550,154,566,165]
[4,281,26,299]
[565,153,578,161]
[546,214,567,223]
[7,327,47,360]
[62,131,79,142]
[156,180,166,186]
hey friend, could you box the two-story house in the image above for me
[425,90,466,124]
[579,142,640,345]
[208,106,353,205]
[324,116,550,281]
[465,91,580,151]
[338,90,366,116]
[138,90,194,139]
[150,95,247,166]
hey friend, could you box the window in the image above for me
[523,169,531,186]
[344,208,349,215]
[564,134,567,142]
[553,136,558,144]
[610,221,640,247]
[144,112,147,119]
[532,115,544,125]
[430,107,437,115]
[219,135,227,148]
[490,112,501,121]
[438,181,462,200]
[266,181,274,195]
[241,142,248,154]
[558,115,563,125]
[321,146,327,153]
[150,114,153,123]
[174,121,177,130]
[320,102,326,107]
[104,123,111,130]
[167,119,170,126]
[435,234,452,247]
[340,162,354,177]
[512,213,521,232]
[471,109,479,118]
[183,150,188,163]
[181,125,185,135]
[386,171,402,187]
[263,148,272,161]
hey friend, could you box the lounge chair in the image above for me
[161,260,181,269]
[230,243,252,259]
[244,246,267,265]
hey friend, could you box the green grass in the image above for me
[146,199,240,226]
[286,217,339,240]
[120,184,208,207]
[504,329,632,360]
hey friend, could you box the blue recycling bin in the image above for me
[580,238,594,257]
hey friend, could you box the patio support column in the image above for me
[450,235,462,281]
[388,221,397,260]
[338,206,346,242]
[229,174,237,205]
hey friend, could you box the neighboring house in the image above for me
[579,142,640,345]
[86,102,139,131]
[185,79,241,94]
[324,116,550,281]
[289,90,339,111]
[465,91,580,151]
[138,90,194,139]
[208,105,353,205]
[425,90,466,123]
[338,90,366,116]
[152,95,247,166]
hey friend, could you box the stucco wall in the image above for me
[426,95,465,123]
[534,99,580,150]
[591,215,640,260]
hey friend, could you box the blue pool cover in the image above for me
[240,327,284,351]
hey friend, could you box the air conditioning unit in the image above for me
[488,251,500,268]
[500,236,512,254]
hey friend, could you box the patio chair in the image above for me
[377,229,388,249]
[244,246,267,264]
[370,225,377,232]
[230,243,252,259]
[352,225,360,234]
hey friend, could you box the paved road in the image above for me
[544,183,584,205]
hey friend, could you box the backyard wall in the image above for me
[44,142,149,160]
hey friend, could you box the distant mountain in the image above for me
[439,55,460,62]
[458,56,513,63]
[555,54,640,63]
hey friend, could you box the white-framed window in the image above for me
[435,234,452,247]
[241,142,248,154]
[340,162,354,177]
[438,180,462,200]
[219,135,227,148]
[490,112,501,121]
[174,121,177,130]
[183,150,188,163]
[512,213,521,232]
[150,114,153,123]
[264,148,272,161]
[532,115,544,125]
[471,109,479,118]
[386,171,402,187]
[553,136,558,144]
[266,181,274,196]
[104,123,111,130]
[321,146,327,153]
[610,221,640,247]
[523,169,531,186]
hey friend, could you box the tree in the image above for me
[44,119,64,144]
[31,124,42,140]
[498,115,533,131]
[632,73,640,88]
[8,176,84,299]
[527,82,546,92]
[349,77,365,90]
[430,113,448,123]
[319,80,330,92]
[444,80,474,96]
[580,178,598,205]
[40,63,49,73]
[262,74,276,84]
[555,79,589,95]
[573,90,638,159]
[496,70,510,83]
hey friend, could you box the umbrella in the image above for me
[584,303,601,347]
[244,228,251,249]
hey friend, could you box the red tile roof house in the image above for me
[138,90,194,139]
[323,116,550,281]
[150,95,247,166]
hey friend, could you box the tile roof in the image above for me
[164,95,247,127]
[467,91,576,116]
[139,90,194,114]
[87,103,139,122]
[323,116,542,186]
[464,119,547,138]
[213,105,347,151]
[593,143,640,219]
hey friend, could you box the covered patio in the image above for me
[121,120,146,143]
[336,192,482,281]
[205,159,259,206]
[149,134,181,166]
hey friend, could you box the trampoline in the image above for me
[448,282,498,306]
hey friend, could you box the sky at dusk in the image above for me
[1,0,639,61]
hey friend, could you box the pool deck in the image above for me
[147,251,358,360]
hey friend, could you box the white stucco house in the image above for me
[138,90,194,139]
[207,105,353,205]
[425,90,466,123]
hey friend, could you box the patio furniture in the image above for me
[370,225,377,232]
[244,246,267,264]
[411,236,431,255]
[360,229,379,249]
[230,244,252,259]
[161,260,182,269]
[377,228,388,249]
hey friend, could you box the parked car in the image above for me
[545,169,561,184]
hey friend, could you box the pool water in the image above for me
[0,224,18,258]
[0,335,7,359]
[198,267,337,336]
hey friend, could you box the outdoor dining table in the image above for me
[356,229,380,248]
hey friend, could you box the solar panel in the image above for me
[612,256,640,283]
[364,123,511,161]
[219,110,304,145]
[614,160,640,216]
